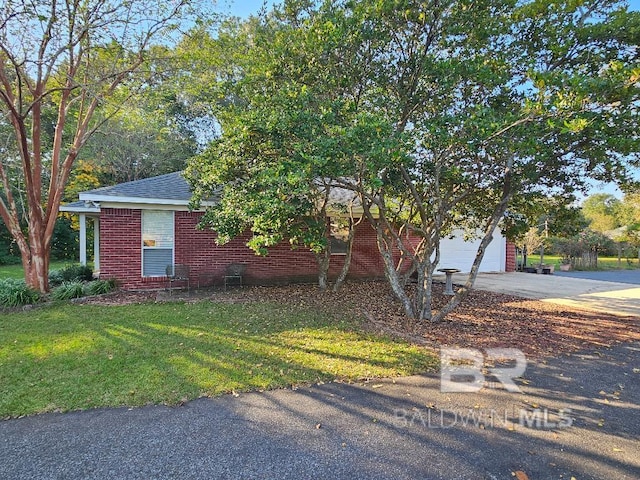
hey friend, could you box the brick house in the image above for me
[61,172,516,290]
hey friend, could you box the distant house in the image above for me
[61,172,515,290]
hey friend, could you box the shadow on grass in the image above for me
[0,300,437,417]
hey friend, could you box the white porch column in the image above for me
[79,213,87,266]
[93,217,100,272]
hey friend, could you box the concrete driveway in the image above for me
[452,272,640,318]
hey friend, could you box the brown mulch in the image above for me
[83,280,640,359]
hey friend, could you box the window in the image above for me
[329,217,350,255]
[142,210,174,276]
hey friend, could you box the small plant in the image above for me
[60,264,93,282]
[86,279,117,296]
[51,281,86,300]
[0,279,40,308]
[48,269,65,287]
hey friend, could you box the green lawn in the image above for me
[525,254,639,270]
[0,301,438,418]
[0,261,72,280]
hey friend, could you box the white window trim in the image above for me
[141,210,175,277]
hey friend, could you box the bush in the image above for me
[0,279,41,308]
[48,269,65,288]
[0,254,21,266]
[59,264,94,282]
[86,279,117,296]
[552,230,615,269]
[51,281,86,300]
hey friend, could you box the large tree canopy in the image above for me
[187,0,639,321]
[0,0,204,291]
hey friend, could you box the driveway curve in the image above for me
[454,272,640,318]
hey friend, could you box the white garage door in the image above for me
[435,230,506,273]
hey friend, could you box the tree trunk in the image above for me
[315,248,331,290]
[376,228,416,318]
[21,226,51,292]
[617,243,621,268]
[24,249,50,292]
[418,263,434,321]
[332,221,356,292]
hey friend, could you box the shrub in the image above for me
[48,269,65,287]
[0,279,41,308]
[60,264,93,282]
[552,230,615,269]
[0,254,21,266]
[51,281,86,300]
[86,279,117,296]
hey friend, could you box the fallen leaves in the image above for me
[84,280,640,360]
[513,471,529,480]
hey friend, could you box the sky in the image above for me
[223,0,640,200]
[225,0,640,17]
[222,0,276,18]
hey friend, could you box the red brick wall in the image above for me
[505,241,516,272]
[100,208,389,290]
[99,208,516,289]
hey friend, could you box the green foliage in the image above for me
[80,96,198,184]
[50,217,79,261]
[85,279,117,296]
[59,264,94,283]
[183,0,639,320]
[48,269,65,288]
[49,277,115,300]
[51,281,87,301]
[552,230,615,269]
[0,221,21,266]
[0,279,41,308]
[0,253,21,266]
[582,194,622,233]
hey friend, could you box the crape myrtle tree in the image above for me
[188,0,639,321]
[0,0,202,292]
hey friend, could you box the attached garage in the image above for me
[438,230,507,273]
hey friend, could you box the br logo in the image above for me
[440,347,527,393]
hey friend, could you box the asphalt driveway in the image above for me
[1,342,638,480]
[554,269,640,285]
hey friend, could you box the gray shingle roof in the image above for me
[74,171,358,213]
[81,172,191,201]
[59,200,101,213]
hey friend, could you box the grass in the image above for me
[525,254,639,270]
[0,261,70,280]
[0,300,438,418]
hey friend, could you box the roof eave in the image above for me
[77,193,216,209]
[59,205,101,214]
